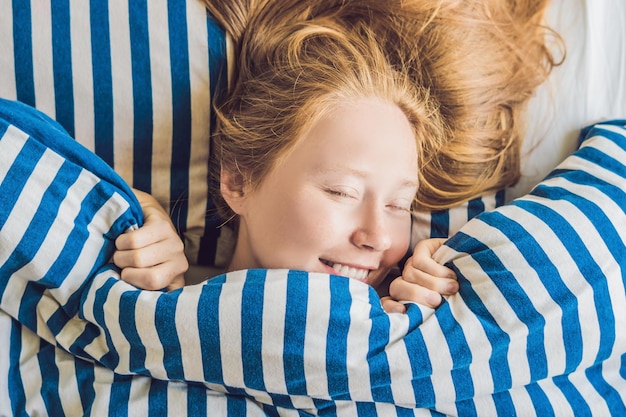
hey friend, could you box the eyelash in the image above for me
[326,188,355,199]
[326,188,411,212]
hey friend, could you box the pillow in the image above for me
[0,0,229,267]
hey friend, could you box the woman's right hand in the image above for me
[113,188,188,291]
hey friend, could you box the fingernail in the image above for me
[447,282,459,293]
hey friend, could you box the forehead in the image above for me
[296,98,418,172]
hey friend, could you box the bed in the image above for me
[1,0,625,415]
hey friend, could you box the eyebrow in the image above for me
[319,166,419,189]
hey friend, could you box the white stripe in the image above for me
[346,279,373,402]
[30,1,56,117]
[0,1,17,100]
[147,0,173,206]
[506,385,537,417]
[134,289,167,379]
[410,210,432,247]
[420,318,455,414]
[448,200,470,236]
[90,364,114,415]
[304,273,331,398]
[108,0,134,183]
[167,381,189,415]
[175,286,204,381]
[0,125,29,188]
[261,270,289,394]
[219,270,245,387]
[0,311,14,414]
[20,326,47,416]
[55,346,84,416]
[126,373,151,414]
[186,0,213,243]
[70,0,96,150]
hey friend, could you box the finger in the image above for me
[115,223,168,251]
[409,251,456,279]
[389,277,442,308]
[120,261,187,291]
[166,274,186,291]
[402,262,459,295]
[380,296,407,314]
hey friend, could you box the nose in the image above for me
[351,206,392,251]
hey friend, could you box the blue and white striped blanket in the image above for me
[1,98,625,416]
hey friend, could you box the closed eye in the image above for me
[325,187,358,200]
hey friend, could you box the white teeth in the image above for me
[331,262,369,281]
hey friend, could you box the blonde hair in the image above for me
[207,0,446,222]
[205,0,563,215]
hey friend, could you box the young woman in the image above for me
[113,0,560,311]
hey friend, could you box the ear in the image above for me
[220,165,247,214]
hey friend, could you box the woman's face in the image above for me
[227,97,418,288]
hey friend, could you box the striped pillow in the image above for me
[0,0,228,266]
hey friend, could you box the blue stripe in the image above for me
[119,291,149,375]
[366,287,393,403]
[435,303,475,401]
[92,277,120,369]
[283,270,308,395]
[492,390,515,417]
[16,283,44,334]
[525,383,554,416]
[553,375,591,416]
[466,196,485,220]
[148,379,168,416]
[226,394,248,416]
[50,0,74,137]
[12,0,35,106]
[327,276,351,400]
[197,12,228,265]
[495,189,505,207]
[90,0,115,166]
[187,382,207,416]
[8,319,27,417]
[198,277,224,385]
[109,373,131,417]
[128,0,153,192]
[429,209,449,238]
[355,401,378,415]
[241,269,267,391]
[402,303,436,408]
[37,342,63,416]
[167,0,191,233]
[155,291,184,380]
[74,353,96,413]
[454,398,477,417]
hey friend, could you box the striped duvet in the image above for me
[1,98,625,416]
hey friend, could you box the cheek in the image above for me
[387,217,413,261]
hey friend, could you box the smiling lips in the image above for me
[321,259,371,282]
